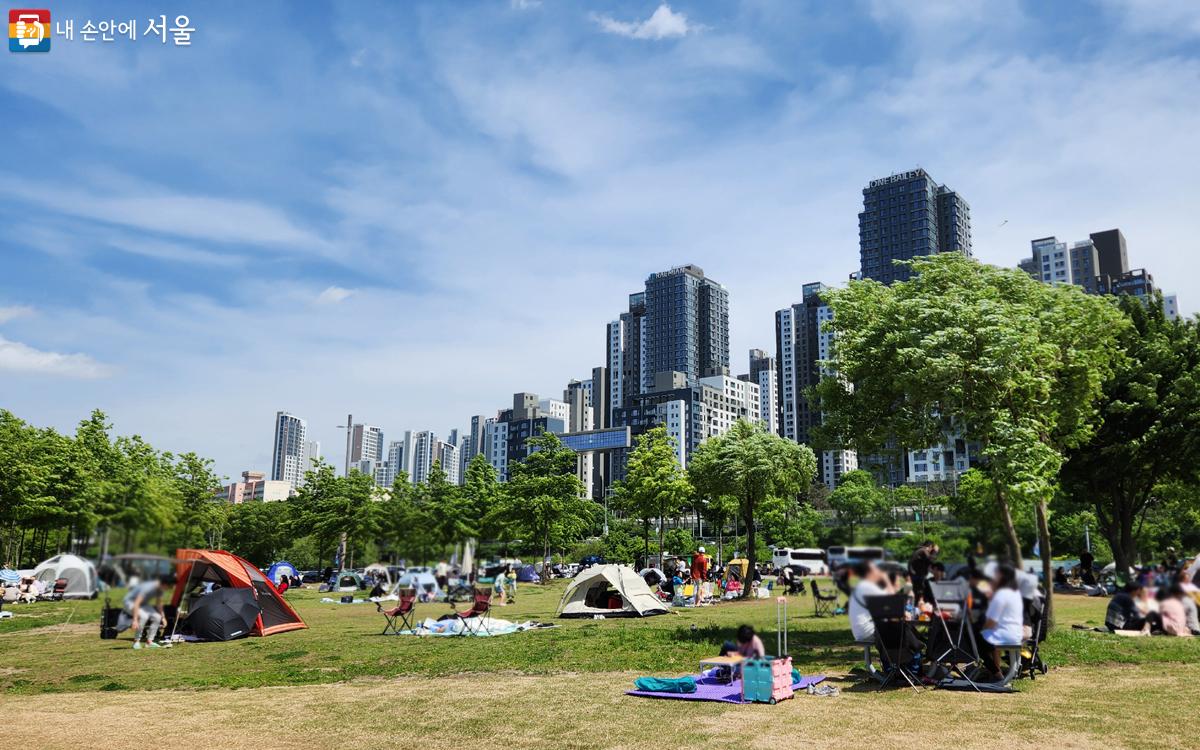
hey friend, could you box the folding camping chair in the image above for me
[811,579,838,617]
[454,587,494,636]
[377,588,417,635]
[928,579,983,691]
[47,577,68,601]
[865,593,922,691]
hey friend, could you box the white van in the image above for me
[826,545,886,570]
[772,547,830,576]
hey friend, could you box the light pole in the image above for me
[335,414,353,476]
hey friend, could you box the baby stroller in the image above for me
[1020,595,1050,680]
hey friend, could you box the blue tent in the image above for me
[516,564,540,583]
[267,561,299,585]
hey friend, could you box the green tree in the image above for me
[947,469,1035,559]
[425,461,473,551]
[171,452,224,549]
[815,253,1126,616]
[611,427,692,566]
[224,500,293,565]
[689,420,816,595]
[1059,297,1200,574]
[828,469,883,543]
[699,493,738,563]
[489,432,593,578]
[462,453,501,537]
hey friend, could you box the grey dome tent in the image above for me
[32,554,98,599]
[557,564,669,618]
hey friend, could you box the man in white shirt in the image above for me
[848,561,894,642]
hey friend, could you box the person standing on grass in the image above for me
[125,574,171,649]
[691,547,709,606]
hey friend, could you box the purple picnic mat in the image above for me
[626,674,825,703]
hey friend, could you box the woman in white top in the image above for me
[982,562,1025,678]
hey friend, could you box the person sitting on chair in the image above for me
[848,561,894,643]
[980,563,1024,679]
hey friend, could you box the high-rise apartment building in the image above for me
[271,411,308,490]
[643,264,730,387]
[305,440,321,474]
[348,424,384,467]
[859,168,972,285]
[606,292,647,422]
[486,392,568,482]
[775,285,857,489]
[739,348,778,436]
[1018,228,1178,318]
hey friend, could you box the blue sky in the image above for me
[2,0,1198,478]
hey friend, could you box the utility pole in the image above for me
[343,413,353,476]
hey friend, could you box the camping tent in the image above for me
[332,570,364,592]
[363,563,392,588]
[394,570,440,599]
[266,561,299,585]
[558,564,669,618]
[516,564,540,583]
[639,567,667,587]
[171,549,306,637]
[32,554,98,599]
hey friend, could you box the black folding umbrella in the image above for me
[185,587,261,641]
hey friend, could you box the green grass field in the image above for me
[2,580,1197,749]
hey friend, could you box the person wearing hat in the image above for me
[690,547,709,606]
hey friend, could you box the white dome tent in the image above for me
[557,564,669,618]
[32,554,98,599]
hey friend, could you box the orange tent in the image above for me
[171,549,306,636]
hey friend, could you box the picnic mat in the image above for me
[627,673,825,703]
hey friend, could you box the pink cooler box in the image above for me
[741,655,794,704]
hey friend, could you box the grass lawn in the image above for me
[2,579,1196,749]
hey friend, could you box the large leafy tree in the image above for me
[611,427,692,565]
[828,469,884,543]
[462,453,501,538]
[171,452,225,549]
[689,420,816,595]
[490,432,592,576]
[425,461,473,551]
[1059,298,1200,573]
[224,500,293,566]
[815,253,1126,616]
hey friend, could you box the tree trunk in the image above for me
[1034,496,1054,627]
[743,505,755,599]
[994,485,1024,567]
[657,509,666,572]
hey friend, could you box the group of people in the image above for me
[1105,557,1199,637]
[847,542,1035,683]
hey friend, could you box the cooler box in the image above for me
[742,655,794,704]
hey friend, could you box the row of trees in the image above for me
[0,409,224,566]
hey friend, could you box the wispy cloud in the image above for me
[0,335,114,379]
[0,305,35,324]
[591,3,699,40]
[315,286,355,305]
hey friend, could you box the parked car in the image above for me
[301,570,323,584]
[579,555,606,569]
[882,527,914,538]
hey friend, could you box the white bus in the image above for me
[826,545,886,570]
[772,547,830,576]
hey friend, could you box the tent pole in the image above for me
[168,559,196,641]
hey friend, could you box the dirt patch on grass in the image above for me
[0,667,29,676]
[3,665,1196,750]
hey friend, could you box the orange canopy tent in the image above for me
[171,549,306,637]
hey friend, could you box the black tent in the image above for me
[185,587,262,641]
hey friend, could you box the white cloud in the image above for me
[0,177,324,250]
[511,0,541,10]
[0,335,114,379]
[591,3,699,40]
[315,286,355,304]
[1099,0,1200,37]
[0,305,35,324]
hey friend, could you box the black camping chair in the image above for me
[928,580,983,691]
[865,593,922,691]
[811,579,838,617]
[1020,595,1050,680]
